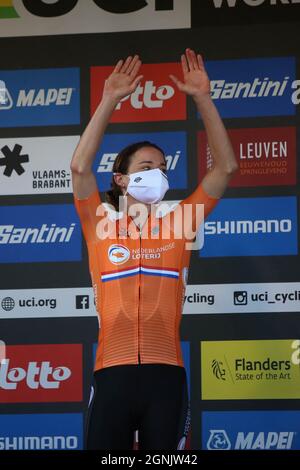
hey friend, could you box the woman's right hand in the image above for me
[103,55,143,102]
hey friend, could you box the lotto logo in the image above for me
[91,63,186,122]
[0,344,82,403]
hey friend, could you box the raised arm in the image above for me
[170,48,238,199]
[70,55,143,199]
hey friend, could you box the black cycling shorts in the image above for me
[86,363,190,450]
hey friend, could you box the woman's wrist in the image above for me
[192,92,212,108]
[100,92,120,107]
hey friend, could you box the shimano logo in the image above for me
[205,219,292,235]
[0,435,78,450]
[0,359,71,390]
[116,81,175,110]
[0,224,76,244]
[212,0,300,7]
[211,77,290,100]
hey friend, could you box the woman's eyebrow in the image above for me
[138,160,154,165]
[138,160,166,166]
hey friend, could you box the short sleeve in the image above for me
[167,184,219,240]
[180,183,219,218]
[73,189,101,243]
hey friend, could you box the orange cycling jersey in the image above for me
[74,184,218,371]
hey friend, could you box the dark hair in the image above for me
[105,141,165,211]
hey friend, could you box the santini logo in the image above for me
[211,76,290,100]
[0,224,76,244]
[97,151,181,173]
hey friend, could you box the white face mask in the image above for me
[122,168,169,204]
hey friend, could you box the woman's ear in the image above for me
[114,172,127,188]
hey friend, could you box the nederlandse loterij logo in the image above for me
[0,0,18,18]
[108,244,130,265]
[0,144,29,177]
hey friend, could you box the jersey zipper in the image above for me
[137,226,142,364]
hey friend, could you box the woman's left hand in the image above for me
[170,48,210,100]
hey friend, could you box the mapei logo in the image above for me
[93,132,187,191]
[108,244,130,265]
[203,411,300,451]
[0,344,82,403]
[207,430,231,450]
[206,429,295,450]
[91,64,185,122]
[0,80,12,109]
[0,68,80,128]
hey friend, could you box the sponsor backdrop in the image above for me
[1,0,300,452]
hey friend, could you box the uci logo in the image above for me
[0,0,175,19]
[108,244,130,265]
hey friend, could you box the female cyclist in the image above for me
[71,49,237,450]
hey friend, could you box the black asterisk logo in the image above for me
[0,144,29,177]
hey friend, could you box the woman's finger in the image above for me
[181,54,189,74]
[197,54,205,70]
[185,48,195,71]
[129,59,142,79]
[120,56,132,73]
[169,74,184,91]
[187,48,198,70]
[127,55,140,76]
[113,59,123,73]
[130,75,144,92]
